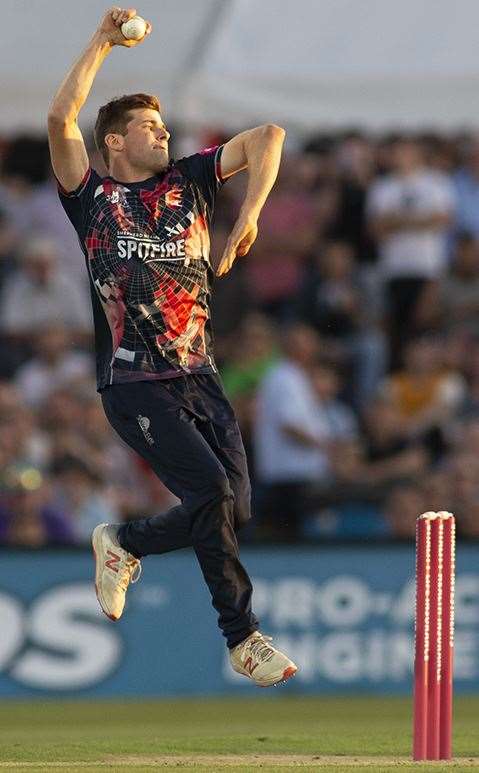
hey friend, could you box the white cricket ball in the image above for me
[121,16,147,40]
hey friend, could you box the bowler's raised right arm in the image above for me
[47,7,151,192]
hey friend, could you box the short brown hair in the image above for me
[94,93,161,165]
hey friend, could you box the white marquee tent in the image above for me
[3,0,479,135]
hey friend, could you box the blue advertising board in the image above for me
[0,545,477,697]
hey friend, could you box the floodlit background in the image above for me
[0,0,478,706]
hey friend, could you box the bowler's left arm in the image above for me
[216,124,286,276]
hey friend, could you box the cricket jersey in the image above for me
[58,146,225,390]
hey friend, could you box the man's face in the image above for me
[391,140,423,173]
[110,107,170,173]
[24,253,55,285]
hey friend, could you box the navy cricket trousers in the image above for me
[100,373,258,648]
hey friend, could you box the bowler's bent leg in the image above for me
[101,381,258,647]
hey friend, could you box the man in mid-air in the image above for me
[47,6,297,687]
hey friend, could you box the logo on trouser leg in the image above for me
[137,415,155,445]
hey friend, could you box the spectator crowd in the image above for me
[1,127,479,546]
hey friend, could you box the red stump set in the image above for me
[413,511,455,761]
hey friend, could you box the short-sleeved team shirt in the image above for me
[58,146,224,390]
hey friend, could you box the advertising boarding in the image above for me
[0,546,477,697]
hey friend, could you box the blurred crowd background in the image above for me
[2,126,479,547]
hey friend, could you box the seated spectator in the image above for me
[298,240,361,339]
[256,154,319,254]
[0,382,50,469]
[76,394,151,518]
[23,170,89,287]
[416,233,479,335]
[311,361,358,440]
[39,388,100,479]
[0,207,17,290]
[14,325,93,408]
[221,313,278,456]
[40,387,170,519]
[454,136,479,239]
[457,503,479,538]
[0,464,73,547]
[40,388,107,461]
[242,155,318,319]
[416,471,452,519]
[297,239,386,405]
[127,458,180,518]
[0,136,50,234]
[362,395,430,484]
[255,324,331,538]
[383,336,465,454]
[210,225,254,344]
[0,235,92,344]
[51,456,120,544]
[456,343,479,420]
[383,484,425,539]
[308,396,428,499]
[222,313,278,402]
[41,386,85,434]
[441,232,479,335]
[443,450,479,537]
[0,381,23,414]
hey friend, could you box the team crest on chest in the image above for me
[94,183,131,204]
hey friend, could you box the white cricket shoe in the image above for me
[230,632,298,687]
[91,523,141,621]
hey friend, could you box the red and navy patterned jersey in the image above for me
[58,146,224,390]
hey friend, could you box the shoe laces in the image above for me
[118,554,142,592]
[245,634,275,664]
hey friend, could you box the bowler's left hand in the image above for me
[216,215,258,276]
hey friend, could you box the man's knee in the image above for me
[232,483,252,530]
[207,471,233,503]
[188,471,235,541]
[187,470,233,513]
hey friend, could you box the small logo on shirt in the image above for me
[94,184,131,202]
[137,415,155,445]
[165,185,182,208]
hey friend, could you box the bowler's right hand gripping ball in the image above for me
[121,16,147,40]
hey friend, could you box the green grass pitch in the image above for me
[1,696,478,771]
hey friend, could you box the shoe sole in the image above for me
[258,665,298,688]
[234,663,298,688]
[92,524,119,622]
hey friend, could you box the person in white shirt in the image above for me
[0,235,92,340]
[367,137,455,366]
[255,324,331,538]
[14,325,93,408]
